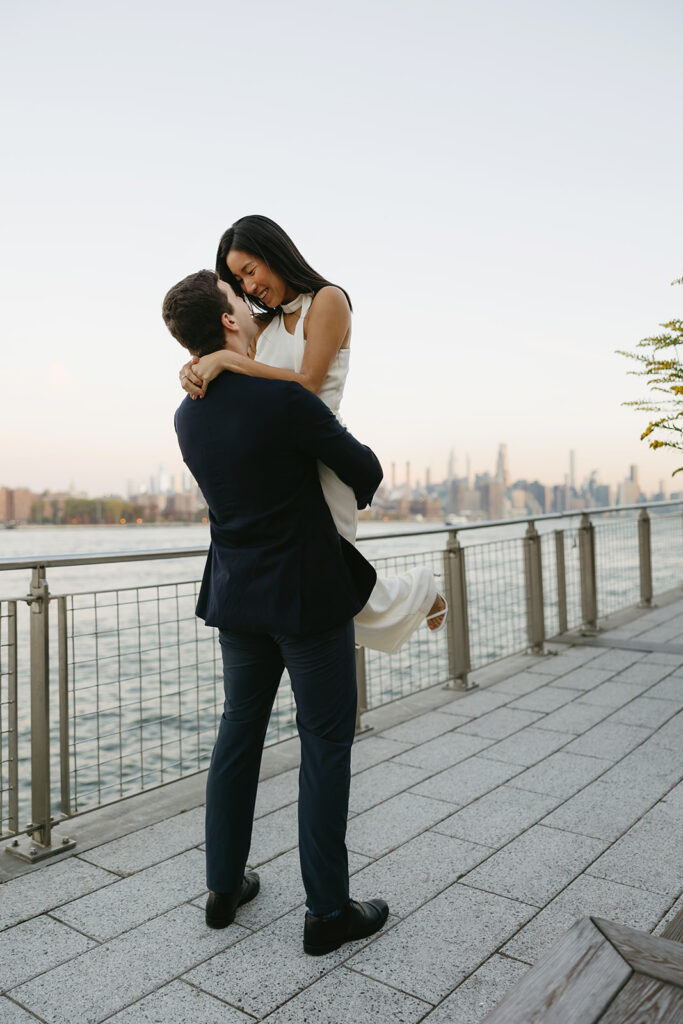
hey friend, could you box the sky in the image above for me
[1,0,682,497]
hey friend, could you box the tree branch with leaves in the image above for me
[618,275,683,475]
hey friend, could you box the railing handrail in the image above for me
[0,498,680,572]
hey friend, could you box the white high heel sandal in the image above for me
[426,594,449,633]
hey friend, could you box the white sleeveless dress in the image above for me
[255,293,437,653]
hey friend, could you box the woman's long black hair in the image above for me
[215,214,352,321]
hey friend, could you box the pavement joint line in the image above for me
[2,994,48,1024]
[341,963,438,1007]
[583,870,682,901]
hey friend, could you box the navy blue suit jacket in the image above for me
[174,371,383,636]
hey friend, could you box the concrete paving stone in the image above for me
[0,999,42,1024]
[409,756,522,807]
[392,731,493,772]
[654,892,683,937]
[439,689,512,718]
[433,785,560,849]
[587,801,683,897]
[659,780,683,813]
[461,824,606,907]
[347,883,535,1004]
[644,676,683,702]
[492,671,556,696]
[255,768,298,818]
[576,680,647,708]
[380,711,460,745]
[420,954,529,1024]
[248,802,299,867]
[541,779,659,842]
[350,736,413,774]
[532,699,612,735]
[564,720,651,761]
[349,830,493,917]
[0,858,117,932]
[502,873,672,965]
[610,696,681,729]
[105,980,252,1024]
[51,848,206,942]
[640,651,683,667]
[346,792,453,859]
[480,726,575,767]
[600,737,683,794]
[9,904,248,1024]
[348,761,433,813]
[0,916,96,993]
[511,750,611,799]
[615,661,676,686]
[80,806,205,875]
[184,906,397,1018]
[459,708,542,740]
[259,965,431,1024]
[586,649,644,671]
[546,666,615,691]
[508,686,578,713]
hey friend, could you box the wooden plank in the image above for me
[661,906,683,945]
[592,917,683,989]
[599,972,683,1023]
[481,917,631,1024]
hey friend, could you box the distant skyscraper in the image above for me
[495,444,509,487]
[570,450,576,491]
[425,466,431,489]
[447,448,455,483]
[405,461,411,495]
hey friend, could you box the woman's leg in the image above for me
[317,462,439,654]
[205,630,284,893]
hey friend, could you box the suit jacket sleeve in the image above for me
[287,386,383,509]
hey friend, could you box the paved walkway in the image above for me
[1,597,682,1024]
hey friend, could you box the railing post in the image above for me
[443,531,476,690]
[578,514,598,631]
[354,645,370,734]
[523,522,545,653]
[7,568,74,862]
[638,508,653,607]
[555,530,568,634]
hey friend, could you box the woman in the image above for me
[180,215,446,652]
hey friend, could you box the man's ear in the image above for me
[221,311,239,333]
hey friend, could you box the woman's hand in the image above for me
[179,357,204,399]
[179,351,230,399]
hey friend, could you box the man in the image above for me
[162,270,389,955]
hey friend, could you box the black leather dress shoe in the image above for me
[205,871,260,929]
[303,898,389,955]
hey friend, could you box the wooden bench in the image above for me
[481,908,683,1023]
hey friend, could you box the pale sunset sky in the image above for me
[1,0,682,496]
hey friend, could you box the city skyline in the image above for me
[2,446,677,509]
[2,3,682,499]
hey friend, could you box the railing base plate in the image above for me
[443,678,478,692]
[5,834,76,863]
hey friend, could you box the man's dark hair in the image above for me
[162,269,233,357]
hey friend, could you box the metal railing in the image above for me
[0,500,681,862]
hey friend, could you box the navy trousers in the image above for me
[205,620,357,916]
